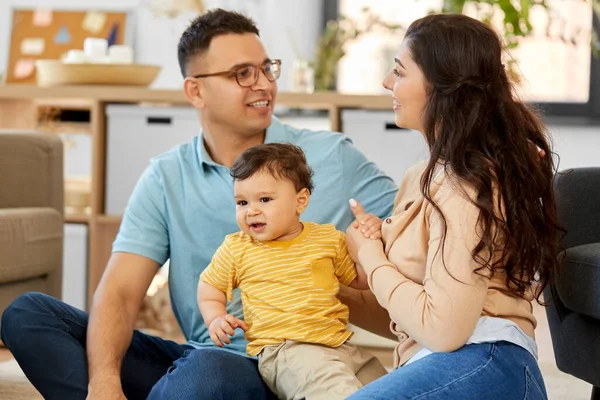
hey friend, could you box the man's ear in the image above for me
[183,77,205,109]
[296,188,310,214]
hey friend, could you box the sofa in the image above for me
[0,132,63,332]
[545,167,600,400]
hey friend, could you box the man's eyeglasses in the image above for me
[192,59,282,88]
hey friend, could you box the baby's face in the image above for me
[234,171,307,241]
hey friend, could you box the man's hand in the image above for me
[209,314,248,347]
[350,199,383,239]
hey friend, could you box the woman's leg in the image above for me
[348,341,547,400]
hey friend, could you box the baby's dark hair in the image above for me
[230,143,314,193]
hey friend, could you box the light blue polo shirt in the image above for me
[113,116,398,356]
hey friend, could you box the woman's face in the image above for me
[382,40,429,133]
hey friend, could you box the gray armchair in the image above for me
[545,167,600,400]
[0,132,64,332]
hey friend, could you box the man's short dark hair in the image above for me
[178,8,259,78]
[231,143,314,194]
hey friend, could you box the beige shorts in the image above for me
[258,340,387,400]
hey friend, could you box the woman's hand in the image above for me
[347,199,385,265]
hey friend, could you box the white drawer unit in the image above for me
[105,105,200,215]
[341,110,430,184]
[62,223,88,311]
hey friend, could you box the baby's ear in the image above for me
[296,188,310,213]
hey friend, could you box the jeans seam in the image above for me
[28,294,88,331]
[524,366,546,399]
[412,344,497,400]
[130,344,193,370]
[524,367,531,399]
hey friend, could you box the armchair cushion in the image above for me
[557,243,600,320]
[0,208,62,284]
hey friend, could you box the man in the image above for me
[1,9,397,400]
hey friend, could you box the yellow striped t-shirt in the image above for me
[200,221,357,356]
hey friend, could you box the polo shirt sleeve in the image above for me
[112,163,169,265]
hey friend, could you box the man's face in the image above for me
[234,171,306,242]
[190,33,278,136]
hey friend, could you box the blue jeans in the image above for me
[348,341,548,400]
[1,292,276,400]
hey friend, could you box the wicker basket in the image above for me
[35,60,161,86]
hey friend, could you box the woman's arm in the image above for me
[348,187,490,352]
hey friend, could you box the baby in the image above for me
[198,143,386,400]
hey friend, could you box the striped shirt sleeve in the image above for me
[200,235,238,301]
[334,231,358,286]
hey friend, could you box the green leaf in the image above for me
[442,0,467,14]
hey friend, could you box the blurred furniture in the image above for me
[0,133,63,331]
[545,167,600,400]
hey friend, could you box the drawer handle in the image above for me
[147,117,172,125]
[385,123,407,130]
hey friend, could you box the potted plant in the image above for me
[312,7,402,91]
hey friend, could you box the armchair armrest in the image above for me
[0,133,63,215]
[557,243,600,320]
[554,167,600,249]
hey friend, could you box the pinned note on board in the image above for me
[21,38,45,55]
[33,9,53,26]
[7,9,129,83]
[107,22,119,46]
[54,26,71,44]
[13,59,35,79]
[82,11,107,34]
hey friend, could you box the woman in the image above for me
[346,13,561,399]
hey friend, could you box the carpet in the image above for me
[0,359,42,400]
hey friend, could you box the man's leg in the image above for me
[147,348,277,400]
[1,292,190,400]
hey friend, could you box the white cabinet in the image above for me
[62,224,88,311]
[341,110,429,184]
[105,105,200,215]
[548,124,600,170]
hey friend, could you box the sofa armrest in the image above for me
[0,133,63,215]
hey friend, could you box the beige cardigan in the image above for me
[357,161,536,368]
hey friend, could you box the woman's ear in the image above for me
[183,77,205,109]
[296,188,310,214]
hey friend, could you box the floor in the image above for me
[0,303,594,399]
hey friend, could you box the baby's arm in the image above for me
[348,264,369,290]
[198,281,248,347]
[352,213,383,240]
[347,213,383,290]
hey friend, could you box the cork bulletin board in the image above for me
[6,9,131,83]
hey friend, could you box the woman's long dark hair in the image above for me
[405,14,562,302]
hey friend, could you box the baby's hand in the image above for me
[352,213,383,240]
[208,314,248,347]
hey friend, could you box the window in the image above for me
[334,0,597,113]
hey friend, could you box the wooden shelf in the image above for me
[65,213,91,223]
[0,84,392,110]
[34,98,94,110]
[95,215,122,224]
[37,122,92,134]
